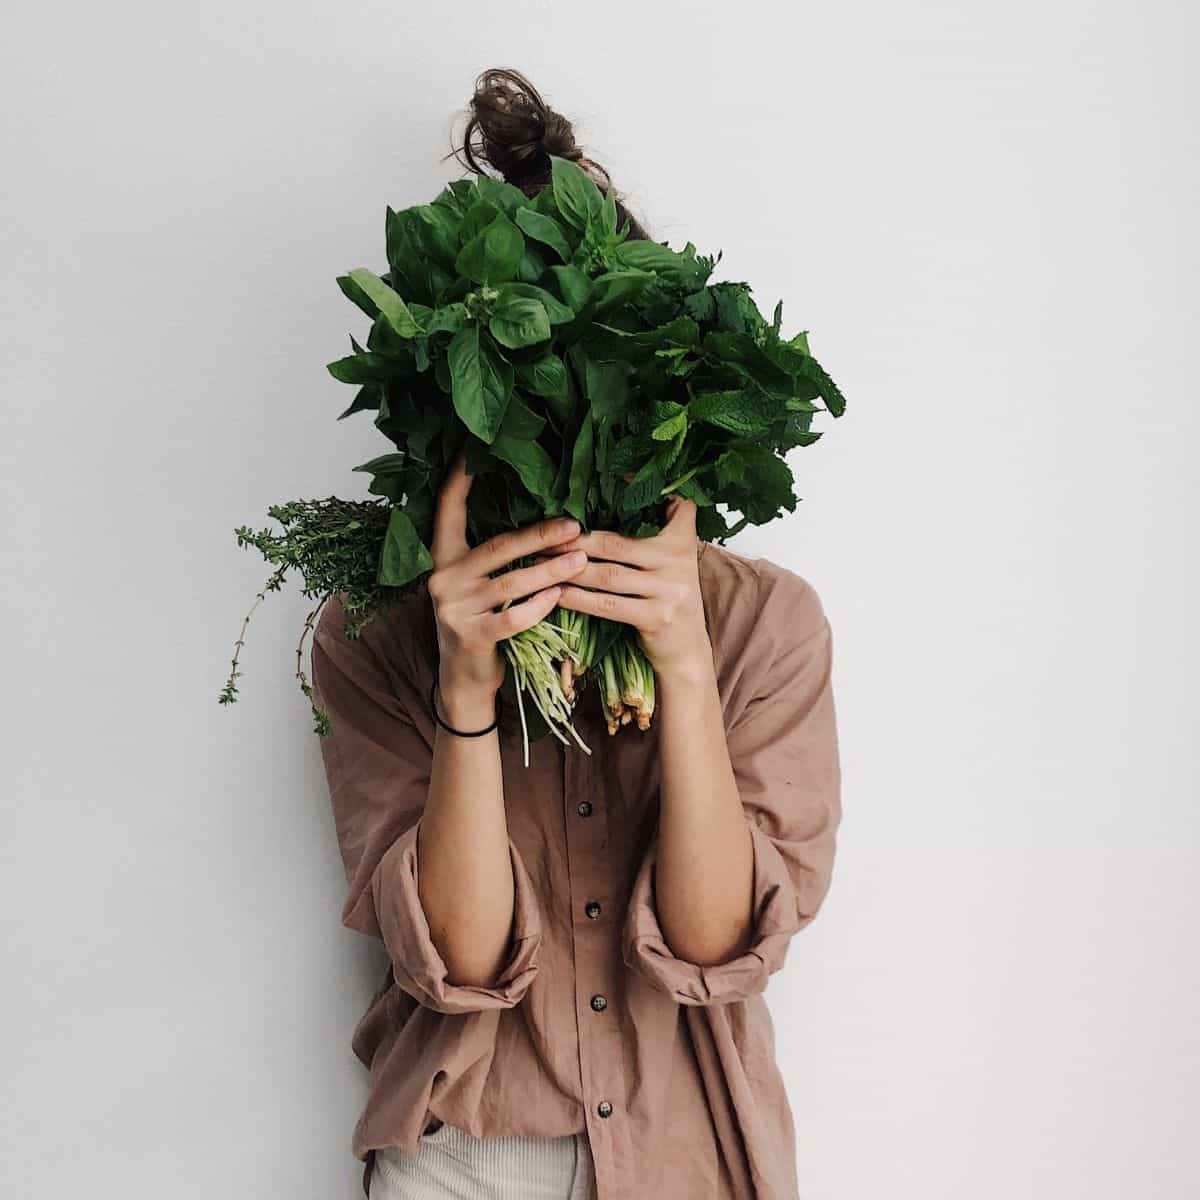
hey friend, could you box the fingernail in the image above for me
[567,550,586,567]
[559,518,580,534]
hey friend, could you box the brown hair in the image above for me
[446,67,652,241]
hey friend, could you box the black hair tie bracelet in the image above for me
[429,676,500,738]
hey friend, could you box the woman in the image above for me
[310,68,842,1200]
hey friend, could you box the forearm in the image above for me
[417,670,516,989]
[654,645,755,965]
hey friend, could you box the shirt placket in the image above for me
[563,732,634,1200]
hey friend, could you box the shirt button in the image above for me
[577,800,593,817]
[585,900,602,919]
[590,994,608,1012]
[597,1100,613,1118]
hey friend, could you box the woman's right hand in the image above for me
[428,451,589,720]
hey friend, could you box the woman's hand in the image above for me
[429,452,588,719]
[551,495,710,680]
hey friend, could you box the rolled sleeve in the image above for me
[372,817,542,1013]
[621,568,842,1007]
[310,591,543,1014]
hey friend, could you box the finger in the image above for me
[432,450,473,560]
[468,516,582,577]
[568,558,661,598]
[474,549,589,612]
[555,584,648,626]
[479,584,565,641]
[663,495,698,534]
[555,527,657,568]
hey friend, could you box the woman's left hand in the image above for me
[550,496,711,679]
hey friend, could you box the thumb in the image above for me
[431,448,473,562]
[664,493,698,535]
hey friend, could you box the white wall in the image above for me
[3,2,1197,1197]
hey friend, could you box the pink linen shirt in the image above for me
[310,538,842,1199]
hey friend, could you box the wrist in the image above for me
[653,641,716,690]
[436,669,500,729]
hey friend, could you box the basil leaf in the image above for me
[498,395,546,440]
[547,264,592,311]
[583,357,630,424]
[514,353,568,399]
[490,433,557,504]
[447,324,513,443]
[455,214,525,285]
[326,351,407,384]
[489,297,551,349]
[347,268,424,338]
[424,303,469,339]
[565,411,594,524]
[514,207,573,263]
[551,155,604,231]
[498,282,575,324]
[378,506,434,587]
[586,270,654,317]
[613,240,708,290]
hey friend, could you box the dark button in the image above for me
[584,900,602,919]
[577,800,593,818]
[597,1099,613,1118]
[590,994,608,1012]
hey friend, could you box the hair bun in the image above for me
[453,67,608,192]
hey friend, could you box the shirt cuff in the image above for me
[621,816,804,1006]
[371,817,543,1014]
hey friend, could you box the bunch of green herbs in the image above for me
[220,155,846,765]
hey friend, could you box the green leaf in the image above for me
[612,240,709,290]
[460,199,504,241]
[598,187,618,239]
[517,242,548,284]
[514,207,573,262]
[497,282,575,324]
[336,271,384,319]
[347,268,424,338]
[424,303,468,338]
[565,411,594,523]
[490,433,557,503]
[455,214,525,284]
[696,507,732,541]
[514,353,568,399]
[385,210,452,305]
[475,176,528,216]
[712,282,768,335]
[336,384,382,420]
[410,205,460,271]
[670,475,713,506]
[378,506,434,587]
[583,356,630,424]
[488,297,551,349]
[651,407,688,441]
[620,454,668,514]
[352,452,407,475]
[447,324,513,443]
[498,395,546,440]
[793,353,847,417]
[586,269,655,317]
[548,264,592,311]
[681,288,717,324]
[688,388,779,436]
[326,351,407,384]
[551,155,604,231]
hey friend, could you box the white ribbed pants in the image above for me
[369,1122,596,1200]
